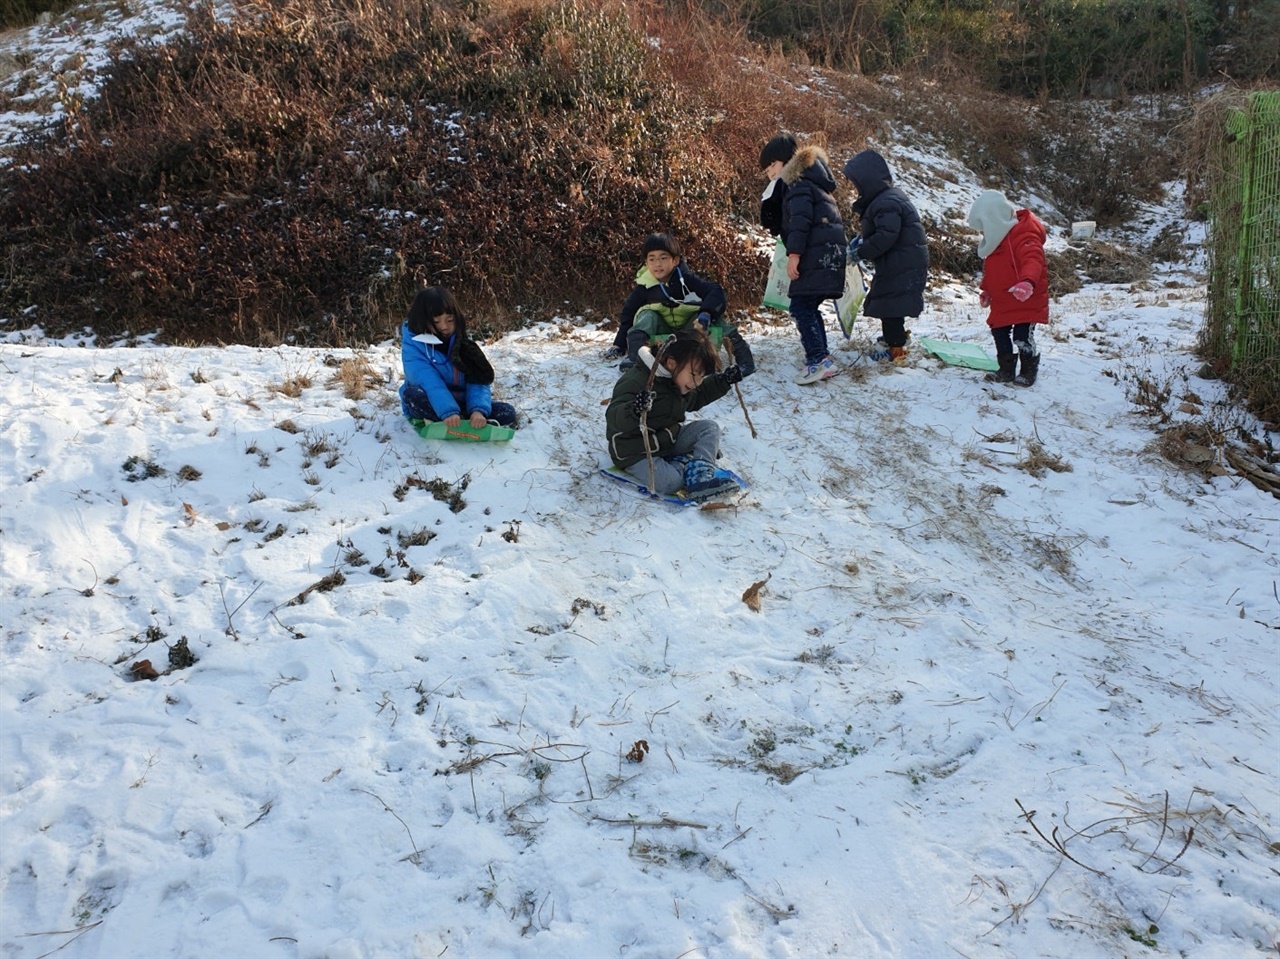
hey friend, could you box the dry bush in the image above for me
[329,355,384,400]
[0,0,1186,346]
[881,76,1180,225]
[1048,241,1151,292]
[1153,421,1230,479]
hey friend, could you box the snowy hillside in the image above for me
[2,4,1278,958]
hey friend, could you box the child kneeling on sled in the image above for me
[605,326,748,501]
[603,233,753,377]
[399,286,519,426]
[967,190,1049,386]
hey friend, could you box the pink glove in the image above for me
[1008,281,1033,302]
[979,290,991,308]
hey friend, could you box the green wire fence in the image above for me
[1204,90,1280,422]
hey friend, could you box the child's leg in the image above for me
[1011,323,1038,356]
[488,401,518,426]
[626,309,668,366]
[622,420,723,494]
[401,384,440,420]
[880,317,908,348]
[985,325,1017,382]
[788,294,830,366]
[1012,323,1041,386]
[623,454,687,494]
[668,419,720,464]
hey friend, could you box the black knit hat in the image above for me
[759,134,797,169]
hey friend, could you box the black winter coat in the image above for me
[780,146,847,299]
[844,150,929,319]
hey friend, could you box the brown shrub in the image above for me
[0,0,1185,346]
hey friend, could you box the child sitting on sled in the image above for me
[602,233,753,377]
[399,286,519,427]
[605,326,748,501]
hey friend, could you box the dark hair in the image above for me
[406,286,464,338]
[759,134,797,169]
[657,326,718,378]
[403,286,494,384]
[641,233,682,259]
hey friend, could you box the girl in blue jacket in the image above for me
[399,287,518,428]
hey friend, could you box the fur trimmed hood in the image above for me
[781,144,837,193]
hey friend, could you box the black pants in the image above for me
[991,324,1039,355]
[880,317,908,348]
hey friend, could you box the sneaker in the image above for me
[682,460,741,501]
[601,345,625,361]
[793,356,838,385]
[868,346,909,363]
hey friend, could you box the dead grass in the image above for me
[328,355,384,400]
[1015,439,1073,479]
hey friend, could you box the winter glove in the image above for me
[631,390,656,417]
[847,240,860,262]
[722,365,744,385]
[1008,281,1034,302]
[979,290,991,308]
[695,311,711,329]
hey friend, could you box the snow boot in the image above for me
[625,328,650,368]
[682,458,740,501]
[1014,352,1040,387]
[984,353,1017,383]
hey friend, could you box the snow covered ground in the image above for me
[2,5,1279,959]
[3,247,1278,957]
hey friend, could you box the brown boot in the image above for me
[889,345,909,363]
[985,353,1017,383]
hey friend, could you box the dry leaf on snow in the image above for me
[742,573,771,612]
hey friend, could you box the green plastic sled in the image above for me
[410,418,515,442]
[918,337,999,372]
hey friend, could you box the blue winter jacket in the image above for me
[780,145,847,299]
[843,150,929,319]
[399,321,492,420]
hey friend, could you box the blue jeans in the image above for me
[402,384,518,426]
[789,294,831,366]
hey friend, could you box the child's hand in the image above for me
[722,365,744,385]
[631,390,655,417]
[696,312,711,329]
[443,414,462,427]
[786,253,801,281]
[1008,281,1033,302]
[979,290,991,308]
[469,411,487,428]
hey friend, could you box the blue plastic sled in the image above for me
[599,466,747,507]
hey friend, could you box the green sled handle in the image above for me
[410,418,515,442]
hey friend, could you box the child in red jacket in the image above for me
[968,190,1049,386]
